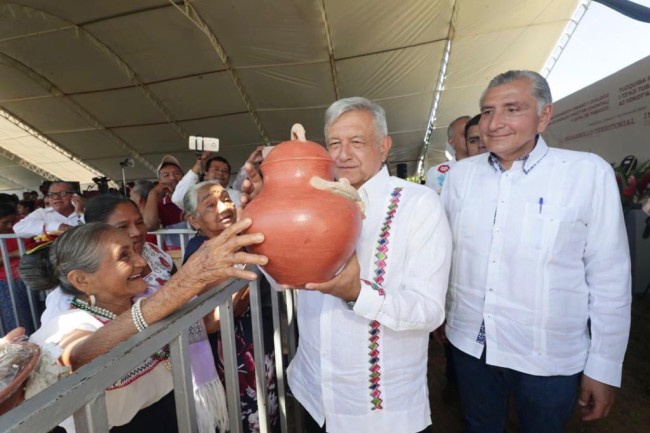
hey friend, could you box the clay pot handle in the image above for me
[309,176,366,218]
[291,123,307,142]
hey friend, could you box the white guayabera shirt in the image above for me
[286,166,452,433]
[441,137,631,387]
[13,207,84,237]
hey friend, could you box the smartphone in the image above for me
[189,136,219,152]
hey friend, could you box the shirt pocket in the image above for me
[520,202,577,251]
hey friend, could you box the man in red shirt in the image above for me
[142,155,186,249]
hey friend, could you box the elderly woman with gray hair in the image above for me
[183,180,280,433]
[38,194,228,433]
[19,220,267,433]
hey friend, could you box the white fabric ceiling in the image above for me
[0,0,580,192]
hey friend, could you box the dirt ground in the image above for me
[427,294,650,432]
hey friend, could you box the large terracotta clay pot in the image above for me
[242,124,362,286]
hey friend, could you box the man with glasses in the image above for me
[171,153,241,208]
[14,181,84,237]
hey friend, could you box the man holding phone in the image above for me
[171,152,242,208]
[14,181,84,237]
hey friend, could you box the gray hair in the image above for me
[182,180,223,218]
[131,180,155,200]
[324,97,388,144]
[448,116,471,139]
[19,222,116,295]
[479,70,552,115]
[50,181,76,192]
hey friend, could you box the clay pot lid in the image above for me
[262,123,331,165]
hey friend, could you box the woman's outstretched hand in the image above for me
[180,217,267,289]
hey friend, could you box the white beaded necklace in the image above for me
[71,297,116,321]
[70,297,171,367]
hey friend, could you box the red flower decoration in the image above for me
[622,175,637,197]
[613,158,650,210]
[637,172,650,196]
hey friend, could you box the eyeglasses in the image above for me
[208,168,230,174]
[47,191,73,198]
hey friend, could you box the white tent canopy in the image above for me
[0,0,580,192]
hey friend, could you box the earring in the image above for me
[88,293,96,307]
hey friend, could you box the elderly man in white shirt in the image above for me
[441,70,631,433]
[14,181,84,237]
[279,97,451,433]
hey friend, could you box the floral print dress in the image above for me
[184,235,280,433]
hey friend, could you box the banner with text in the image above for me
[544,54,650,165]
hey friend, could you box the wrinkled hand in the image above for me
[181,218,267,289]
[301,253,361,302]
[578,375,616,421]
[240,162,264,209]
[432,321,447,345]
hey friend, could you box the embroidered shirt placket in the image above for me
[366,187,402,410]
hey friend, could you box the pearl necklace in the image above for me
[70,297,171,368]
[71,297,116,321]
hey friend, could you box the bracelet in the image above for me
[131,298,149,331]
[132,298,148,331]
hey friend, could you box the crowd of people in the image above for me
[0,69,633,433]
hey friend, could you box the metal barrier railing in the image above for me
[148,228,196,260]
[0,271,299,433]
[0,230,301,433]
